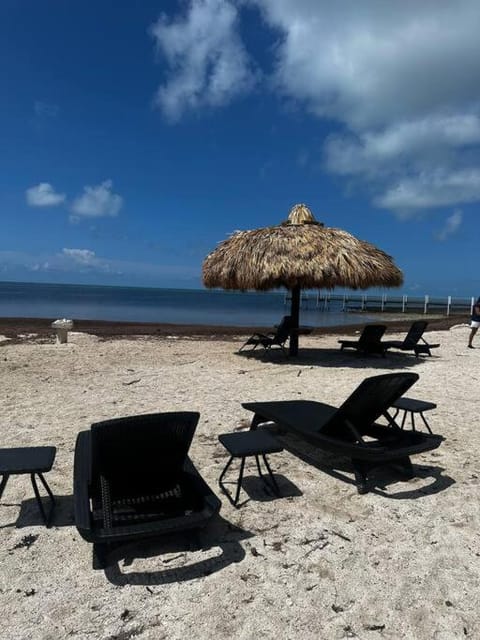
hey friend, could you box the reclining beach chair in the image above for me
[338,324,387,356]
[243,372,444,494]
[239,315,293,356]
[74,412,221,569]
[382,321,440,357]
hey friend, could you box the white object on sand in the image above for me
[51,318,74,344]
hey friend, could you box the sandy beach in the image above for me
[0,319,478,639]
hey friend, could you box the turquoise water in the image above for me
[0,281,382,328]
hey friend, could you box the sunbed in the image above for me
[74,411,221,568]
[243,372,444,493]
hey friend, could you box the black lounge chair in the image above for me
[239,315,293,355]
[338,324,387,356]
[74,411,221,568]
[243,372,444,494]
[382,321,440,357]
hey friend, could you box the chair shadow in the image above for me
[10,496,253,586]
[370,464,455,499]
[103,515,251,586]
[222,473,302,509]
[266,427,455,499]
[236,347,428,370]
[6,494,75,529]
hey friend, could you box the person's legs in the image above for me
[468,325,478,348]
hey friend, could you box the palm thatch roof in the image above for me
[203,204,403,291]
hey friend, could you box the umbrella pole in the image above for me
[289,285,301,356]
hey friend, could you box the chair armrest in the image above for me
[420,337,440,347]
[73,430,93,534]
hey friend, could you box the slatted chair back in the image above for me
[358,324,387,347]
[402,321,428,348]
[273,315,294,345]
[91,412,200,499]
[320,372,419,441]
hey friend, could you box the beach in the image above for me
[0,319,478,639]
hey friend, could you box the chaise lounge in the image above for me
[239,315,294,356]
[338,324,387,356]
[73,411,221,568]
[382,320,440,357]
[243,372,444,494]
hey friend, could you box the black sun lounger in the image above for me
[239,315,294,356]
[74,412,221,568]
[382,320,440,357]
[243,372,444,494]
[338,324,387,356]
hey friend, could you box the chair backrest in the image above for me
[402,321,428,348]
[91,411,200,496]
[273,315,294,344]
[358,324,387,346]
[320,372,419,440]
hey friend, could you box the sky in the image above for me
[1,0,480,297]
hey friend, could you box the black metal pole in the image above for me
[289,285,301,356]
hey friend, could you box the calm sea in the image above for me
[0,281,383,328]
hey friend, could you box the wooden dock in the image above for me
[284,292,475,316]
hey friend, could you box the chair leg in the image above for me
[218,455,234,491]
[255,454,263,477]
[234,457,246,506]
[419,412,433,434]
[218,456,246,508]
[352,460,369,494]
[410,412,416,432]
[260,454,280,496]
[0,474,9,500]
[30,473,55,527]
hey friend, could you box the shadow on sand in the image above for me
[103,516,251,586]
[236,347,436,370]
[263,426,454,499]
[10,497,253,586]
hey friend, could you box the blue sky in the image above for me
[1,0,479,296]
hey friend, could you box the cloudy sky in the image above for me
[1,0,479,295]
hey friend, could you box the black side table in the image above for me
[390,397,436,434]
[0,446,56,527]
[218,430,283,507]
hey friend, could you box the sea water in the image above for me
[0,281,382,328]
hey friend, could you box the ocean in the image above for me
[0,281,383,328]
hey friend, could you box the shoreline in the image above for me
[0,313,469,341]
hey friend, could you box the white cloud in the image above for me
[435,209,463,241]
[252,0,480,214]
[253,0,480,129]
[62,248,98,265]
[151,0,257,121]
[325,114,480,177]
[240,1,480,215]
[146,1,480,214]
[71,180,123,219]
[26,183,66,207]
[375,169,480,212]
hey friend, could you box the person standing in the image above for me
[468,297,480,348]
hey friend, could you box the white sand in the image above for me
[0,326,478,639]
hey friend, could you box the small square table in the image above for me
[218,430,283,507]
[390,397,436,433]
[0,446,56,527]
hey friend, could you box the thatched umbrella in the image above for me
[202,204,403,356]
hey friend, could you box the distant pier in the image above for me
[284,292,475,316]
